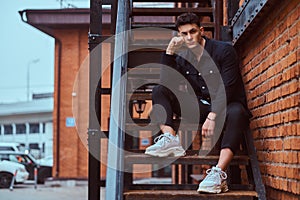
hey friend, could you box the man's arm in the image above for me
[202,44,239,137]
[160,36,185,87]
[210,44,240,114]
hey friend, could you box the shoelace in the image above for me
[205,168,227,181]
[153,134,172,145]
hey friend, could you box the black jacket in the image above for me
[160,37,251,117]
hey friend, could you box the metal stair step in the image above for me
[131,22,215,31]
[125,120,201,131]
[133,0,211,3]
[131,22,176,30]
[126,183,253,191]
[125,154,249,166]
[124,190,257,200]
[129,40,170,48]
[126,50,162,90]
[127,67,161,75]
[126,66,160,87]
[127,92,153,101]
[127,48,165,67]
[132,7,213,16]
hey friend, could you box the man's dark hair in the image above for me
[175,13,201,29]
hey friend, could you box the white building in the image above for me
[0,98,53,159]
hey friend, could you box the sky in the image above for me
[0,0,89,103]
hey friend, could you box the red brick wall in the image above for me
[52,26,113,179]
[236,1,299,199]
[52,29,89,178]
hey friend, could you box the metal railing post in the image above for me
[105,0,130,199]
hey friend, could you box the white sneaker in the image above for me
[145,133,186,157]
[197,166,229,193]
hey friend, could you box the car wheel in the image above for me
[38,167,52,184]
[0,172,13,188]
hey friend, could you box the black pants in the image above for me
[151,85,250,154]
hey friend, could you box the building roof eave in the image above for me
[19,8,111,34]
[0,99,54,117]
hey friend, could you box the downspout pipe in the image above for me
[19,10,62,178]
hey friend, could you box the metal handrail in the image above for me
[105,0,130,199]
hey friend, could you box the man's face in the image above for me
[178,23,203,49]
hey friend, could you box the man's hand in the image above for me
[166,36,185,55]
[202,112,216,137]
[202,118,215,137]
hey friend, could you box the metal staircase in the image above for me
[88,0,267,200]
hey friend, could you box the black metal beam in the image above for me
[110,0,118,35]
[244,128,266,200]
[212,0,223,40]
[231,0,281,45]
[231,0,266,44]
[88,1,102,200]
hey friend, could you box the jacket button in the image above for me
[186,71,190,74]
[198,72,201,76]
[202,86,206,90]
[209,70,213,74]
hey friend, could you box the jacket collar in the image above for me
[203,36,213,56]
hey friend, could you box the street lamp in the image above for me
[132,100,147,118]
[27,59,40,101]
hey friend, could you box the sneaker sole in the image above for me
[145,147,186,157]
[197,185,222,194]
[197,182,228,194]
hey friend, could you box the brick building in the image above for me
[20,8,111,179]
[21,1,299,199]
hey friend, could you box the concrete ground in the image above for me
[0,180,105,200]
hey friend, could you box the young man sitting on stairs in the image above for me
[145,13,252,194]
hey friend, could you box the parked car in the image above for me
[0,159,29,188]
[0,142,24,152]
[0,151,52,184]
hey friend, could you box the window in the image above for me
[0,154,10,161]
[42,123,46,133]
[29,123,40,134]
[4,125,12,135]
[9,155,25,163]
[29,143,40,150]
[16,124,26,134]
[0,146,14,151]
[42,143,45,153]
